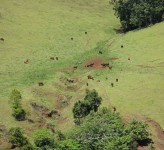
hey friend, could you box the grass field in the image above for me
[0,0,164,146]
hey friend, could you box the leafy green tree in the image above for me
[8,127,28,148]
[10,89,22,103]
[9,89,26,121]
[126,120,149,142]
[84,89,102,112]
[111,0,164,31]
[33,129,55,149]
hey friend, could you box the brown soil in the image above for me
[137,146,147,150]
[85,57,107,70]
[50,57,118,72]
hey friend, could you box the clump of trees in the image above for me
[111,0,164,31]
[8,127,33,149]
[10,89,26,121]
[70,108,150,150]
[73,89,102,125]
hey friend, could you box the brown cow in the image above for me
[73,66,78,69]
[50,57,54,60]
[99,51,103,54]
[24,59,29,64]
[86,63,94,67]
[87,75,94,80]
[109,66,112,69]
[101,63,109,67]
[67,79,74,83]
[113,106,116,112]
[38,82,44,86]
[111,83,114,87]
[0,38,4,41]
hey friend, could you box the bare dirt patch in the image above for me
[50,57,118,72]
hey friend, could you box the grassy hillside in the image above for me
[0,0,164,147]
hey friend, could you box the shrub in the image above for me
[33,129,55,149]
[8,127,28,147]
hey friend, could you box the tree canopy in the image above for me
[111,0,164,31]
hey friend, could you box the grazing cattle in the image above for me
[111,83,114,87]
[24,59,29,64]
[113,106,116,112]
[67,79,74,83]
[108,66,112,69]
[71,37,73,40]
[50,57,54,60]
[116,78,118,82]
[0,38,4,41]
[121,45,123,48]
[99,51,103,54]
[128,57,130,60]
[73,66,78,69]
[87,75,94,80]
[86,63,94,67]
[86,83,88,86]
[56,57,58,60]
[38,82,44,86]
[97,80,100,82]
[106,77,108,80]
[101,63,109,67]
[85,32,87,34]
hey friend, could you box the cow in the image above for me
[50,57,54,60]
[73,66,78,69]
[0,38,4,41]
[111,83,114,87]
[86,83,89,86]
[109,66,112,69]
[71,37,74,40]
[99,51,103,54]
[113,106,116,112]
[101,63,109,67]
[116,78,118,82]
[97,80,100,82]
[86,63,94,67]
[128,57,130,60]
[121,45,123,48]
[87,75,94,80]
[38,82,44,86]
[24,59,29,64]
[85,32,87,34]
[67,79,74,83]
[56,57,58,60]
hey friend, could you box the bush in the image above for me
[33,129,55,149]
[8,127,28,147]
[10,89,26,121]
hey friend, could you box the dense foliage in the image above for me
[111,0,164,31]
[8,127,29,148]
[10,89,26,121]
[70,108,149,150]
[73,89,102,124]
[33,128,56,149]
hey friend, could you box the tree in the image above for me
[111,0,164,31]
[84,89,102,112]
[33,129,55,149]
[9,89,26,121]
[8,127,28,148]
[126,120,149,142]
